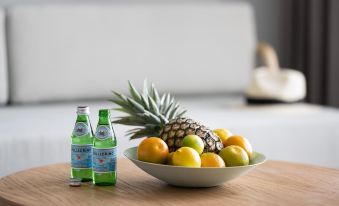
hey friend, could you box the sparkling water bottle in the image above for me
[71,106,94,182]
[93,109,117,186]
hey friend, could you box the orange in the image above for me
[224,135,253,158]
[201,153,225,167]
[137,137,169,164]
[172,147,201,167]
[213,128,233,146]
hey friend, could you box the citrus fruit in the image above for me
[213,128,232,146]
[182,135,204,154]
[201,153,225,167]
[224,135,253,158]
[172,147,201,167]
[219,145,249,167]
[137,137,169,164]
[167,152,175,165]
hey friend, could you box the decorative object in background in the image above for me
[246,42,306,104]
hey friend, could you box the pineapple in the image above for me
[111,81,224,153]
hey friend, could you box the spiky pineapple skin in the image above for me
[160,117,224,153]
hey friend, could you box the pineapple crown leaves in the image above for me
[111,80,187,139]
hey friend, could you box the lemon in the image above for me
[172,147,201,167]
[213,128,232,146]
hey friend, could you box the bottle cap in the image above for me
[69,178,81,187]
[77,106,90,115]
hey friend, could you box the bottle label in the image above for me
[95,125,113,140]
[93,147,117,173]
[73,122,90,137]
[71,144,93,168]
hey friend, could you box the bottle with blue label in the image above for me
[93,109,117,186]
[71,106,94,182]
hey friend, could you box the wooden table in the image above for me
[0,159,338,206]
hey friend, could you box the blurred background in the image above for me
[0,0,338,106]
[0,0,338,177]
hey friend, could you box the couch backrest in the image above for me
[7,2,256,103]
[0,8,7,105]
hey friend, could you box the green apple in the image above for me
[182,135,204,154]
[219,145,249,167]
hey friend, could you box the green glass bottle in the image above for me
[71,106,94,182]
[93,109,117,186]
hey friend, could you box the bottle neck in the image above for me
[98,115,110,125]
[76,114,90,122]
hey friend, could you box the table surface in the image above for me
[0,159,339,206]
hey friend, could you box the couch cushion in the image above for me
[0,8,8,105]
[7,2,256,103]
[1,96,339,177]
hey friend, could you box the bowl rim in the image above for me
[123,146,266,169]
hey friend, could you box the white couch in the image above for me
[0,2,339,177]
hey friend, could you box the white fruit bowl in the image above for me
[123,147,266,187]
